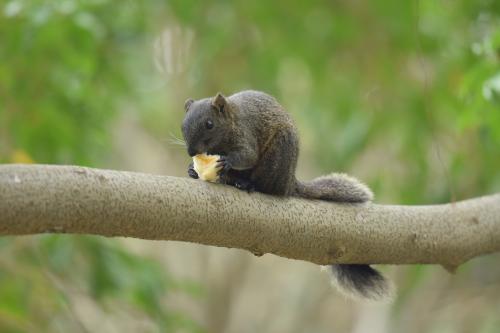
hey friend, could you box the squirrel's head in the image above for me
[181,92,234,157]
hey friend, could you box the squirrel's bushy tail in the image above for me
[328,265,393,301]
[294,173,373,203]
[296,173,391,300]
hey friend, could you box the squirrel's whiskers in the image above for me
[165,132,186,148]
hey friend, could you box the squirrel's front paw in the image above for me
[216,156,232,175]
[188,164,199,179]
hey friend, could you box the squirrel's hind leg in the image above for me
[250,129,299,196]
[219,170,255,193]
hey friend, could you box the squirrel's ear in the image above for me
[212,92,227,113]
[184,98,194,112]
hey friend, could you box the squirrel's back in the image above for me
[228,90,281,110]
[228,90,298,153]
[228,91,295,125]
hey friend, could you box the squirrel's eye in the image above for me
[206,120,214,130]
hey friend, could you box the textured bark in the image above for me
[1,164,499,268]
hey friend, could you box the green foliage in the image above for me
[0,0,161,164]
[1,1,204,331]
[132,0,500,206]
[0,236,204,332]
[1,0,499,331]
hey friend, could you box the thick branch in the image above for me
[1,164,499,268]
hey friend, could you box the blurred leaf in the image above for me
[10,150,34,164]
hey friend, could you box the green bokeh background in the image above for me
[1,0,499,332]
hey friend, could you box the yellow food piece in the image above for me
[193,153,221,182]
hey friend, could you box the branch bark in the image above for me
[1,164,499,268]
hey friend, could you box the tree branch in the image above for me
[1,164,499,268]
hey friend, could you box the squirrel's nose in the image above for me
[187,147,197,157]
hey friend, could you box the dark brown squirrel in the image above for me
[181,90,391,301]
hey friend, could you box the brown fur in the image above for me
[182,90,372,201]
[182,90,390,301]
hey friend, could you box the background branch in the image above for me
[1,164,499,268]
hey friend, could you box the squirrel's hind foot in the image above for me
[234,179,255,193]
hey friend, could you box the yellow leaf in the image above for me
[11,150,34,164]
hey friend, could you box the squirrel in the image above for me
[181,90,391,301]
